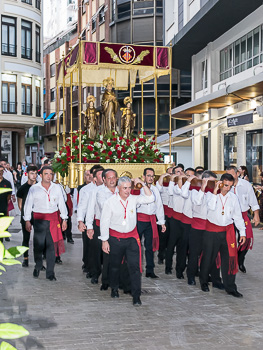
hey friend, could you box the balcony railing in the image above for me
[22,0,32,4]
[22,103,32,115]
[2,101,17,114]
[35,0,41,10]
[1,43,16,57]
[21,46,32,60]
[36,105,41,117]
[36,51,41,63]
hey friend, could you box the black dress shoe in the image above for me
[227,290,243,298]
[33,269,39,278]
[5,237,10,242]
[47,275,57,281]
[123,290,131,295]
[133,296,142,306]
[111,289,119,298]
[201,283,210,292]
[55,257,63,264]
[67,238,74,244]
[91,277,98,284]
[41,265,46,271]
[239,264,246,273]
[158,258,164,265]
[100,284,109,291]
[22,259,28,267]
[83,267,89,273]
[212,282,225,290]
[188,278,196,286]
[165,268,172,275]
[86,272,92,279]
[146,272,159,278]
[176,272,184,279]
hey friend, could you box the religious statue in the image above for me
[120,97,136,138]
[101,77,118,135]
[82,95,100,139]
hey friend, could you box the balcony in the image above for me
[22,103,32,116]
[1,43,16,57]
[36,105,41,117]
[22,0,32,4]
[21,47,32,60]
[36,51,41,63]
[2,101,17,114]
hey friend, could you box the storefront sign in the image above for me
[227,112,253,127]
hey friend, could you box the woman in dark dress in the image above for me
[14,162,23,191]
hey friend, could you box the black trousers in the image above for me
[101,252,110,285]
[21,220,30,258]
[236,228,248,266]
[137,221,154,273]
[187,227,221,282]
[109,236,141,298]
[82,229,90,270]
[165,218,185,274]
[88,222,102,278]
[64,216,72,241]
[158,215,170,261]
[181,222,191,272]
[199,230,237,293]
[33,219,55,278]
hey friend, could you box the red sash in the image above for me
[206,221,238,275]
[238,212,253,251]
[172,210,182,221]
[109,227,142,273]
[181,214,192,225]
[191,218,207,230]
[33,211,65,257]
[163,182,169,187]
[137,212,159,252]
[164,205,172,218]
[66,193,73,217]
[95,219,100,227]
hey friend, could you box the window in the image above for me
[112,0,116,21]
[36,0,41,11]
[178,0,184,31]
[82,0,86,15]
[22,80,32,115]
[50,63,56,77]
[220,24,263,81]
[133,1,156,16]
[117,3,131,19]
[99,6,105,24]
[50,88,56,102]
[36,25,41,63]
[22,0,32,4]
[1,16,16,57]
[92,18,96,32]
[67,17,73,23]
[2,80,17,114]
[21,20,32,59]
[36,83,41,117]
[201,61,207,89]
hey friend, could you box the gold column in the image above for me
[56,60,60,151]
[141,81,144,131]
[62,53,66,145]
[70,72,73,157]
[78,39,82,163]
[154,74,158,145]
[169,42,172,163]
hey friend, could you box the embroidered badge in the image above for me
[57,224,61,228]
[231,243,235,248]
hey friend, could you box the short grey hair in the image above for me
[117,176,132,186]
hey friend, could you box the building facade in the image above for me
[0,0,44,165]
[164,0,263,182]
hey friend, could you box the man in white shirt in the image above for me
[100,176,154,306]
[24,166,68,281]
[226,166,260,273]
[199,173,246,297]
[137,168,166,279]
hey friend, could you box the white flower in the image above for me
[61,152,66,157]
[110,147,114,152]
[100,135,103,140]
[81,140,84,143]
[106,159,110,163]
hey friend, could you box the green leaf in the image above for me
[6,247,29,259]
[0,218,13,233]
[0,265,6,272]
[1,259,21,266]
[0,232,11,239]
[0,341,17,350]
[0,323,29,339]
[0,242,4,262]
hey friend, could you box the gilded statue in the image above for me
[82,95,99,139]
[101,77,118,135]
[120,97,136,138]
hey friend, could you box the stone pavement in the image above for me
[1,209,263,350]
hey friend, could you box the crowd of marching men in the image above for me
[1,157,261,306]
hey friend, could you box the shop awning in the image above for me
[44,112,56,123]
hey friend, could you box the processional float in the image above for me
[54,39,173,187]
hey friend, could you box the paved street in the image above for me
[1,209,263,350]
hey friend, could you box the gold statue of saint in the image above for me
[101,77,118,135]
[121,97,136,138]
[83,95,99,139]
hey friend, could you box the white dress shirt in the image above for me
[180,181,193,218]
[24,181,68,221]
[231,178,260,212]
[21,173,41,186]
[156,181,173,208]
[191,189,208,220]
[206,191,246,236]
[3,169,15,195]
[100,192,155,241]
[168,181,185,213]
[137,184,165,225]
[77,182,96,222]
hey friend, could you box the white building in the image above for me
[43,0,78,43]
[161,0,263,183]
[0,0,44,165]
